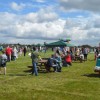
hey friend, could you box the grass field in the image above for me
[0,50,100,100]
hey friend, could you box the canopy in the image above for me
[45,40,66,47]
[66,42,75,47]
[45,40,74,47]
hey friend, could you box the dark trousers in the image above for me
[84,54,87,60]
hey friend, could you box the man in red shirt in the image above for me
[5,45,12,62]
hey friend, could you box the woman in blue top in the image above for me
[55,50,62,72]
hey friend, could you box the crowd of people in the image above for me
[30,46,91,76]
[0,45,100,75]
[0,45,26,75]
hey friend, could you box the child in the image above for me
[65,51,72,66]
[0,51,7,75]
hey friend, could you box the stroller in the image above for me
[94,55,100,74]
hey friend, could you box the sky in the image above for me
[0,0,100,46]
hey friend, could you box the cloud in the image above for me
[10,2,26,11]
[61,15,100,46]
[59,0,100,12]
[24,8,58,23]
[0,6,100,46]
[36,0,45,3]
[0,9,64,44]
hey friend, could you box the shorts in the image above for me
[0,63,6,67]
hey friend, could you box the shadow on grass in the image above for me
[27,66,32,68]
[24,69,32,73]
[82,73,100,78]
[24,66,48,74]
[9,74,27,76]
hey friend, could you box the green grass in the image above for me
[0,50,100,100]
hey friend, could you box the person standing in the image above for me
[94,48,99,60]
[0,51,7,75]
[13,47,18,60]
[83,48,88,61]
[5,45,12,62]
[19,47,23,56]
[31,47,39,76]
[23,47,27,56]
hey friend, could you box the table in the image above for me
[38,59,47,71]
[74,56,85,63]
[38,59,47,64]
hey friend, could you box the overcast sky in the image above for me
[0,0,100,46]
